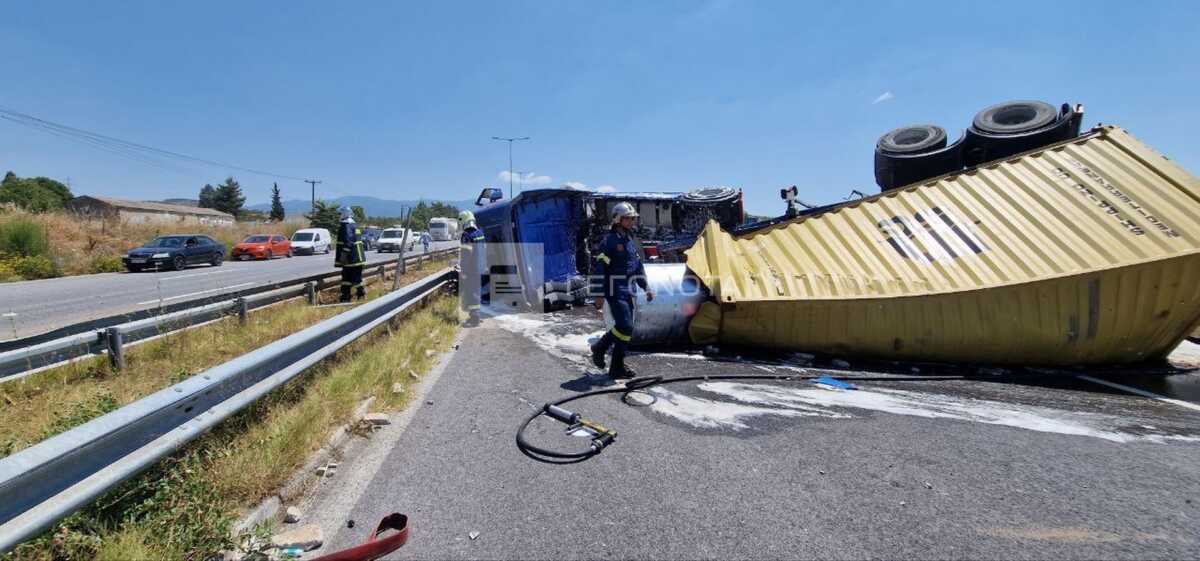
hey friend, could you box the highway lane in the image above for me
[306,309,1200,560]
[0,241,457,340]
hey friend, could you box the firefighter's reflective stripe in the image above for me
[595,253,611,264]
[610,326,631,342]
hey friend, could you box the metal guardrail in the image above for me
[0,247,457,353]
[0,268,456,553]
[0,248,457,381]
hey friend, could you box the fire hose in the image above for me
[515,373,974,464]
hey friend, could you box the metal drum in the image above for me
[603,263,706,345]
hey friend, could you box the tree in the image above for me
[269,183,285,222]
[0,171,73,213]
[198,184,217,208]
[211,177,246,218]
[306,200,341,233]
[351,205,366,223]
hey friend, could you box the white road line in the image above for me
[160,269,237,281]
[1078,375,1200,413]
[136,282,257,306]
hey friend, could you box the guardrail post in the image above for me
[235,298,248,325]
[305,282,317,305]
[104,327,125,371]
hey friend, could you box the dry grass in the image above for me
[0,206,305,277]
[4,289,460,560]
[0,256,452,458]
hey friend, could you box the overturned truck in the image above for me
[471,185,743,309]
[629,101,1200,366]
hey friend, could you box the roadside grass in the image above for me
[4,293,460,561]
[0,256,452,459]
[0,205,303,280]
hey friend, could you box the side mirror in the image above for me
[476,187,504,206]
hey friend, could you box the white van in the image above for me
[376,227,413,253]
[290,228,332,255]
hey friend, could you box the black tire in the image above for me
[172,255,187,271]
[211,252,223,267]
[876,125,947,154]
[963,100,1075,167]
[126,266,142,273]
[874,128,964,191]
[323,245,331,255]
[972,100,1057,135]
[265,250,273,260]
[682,186,738,204]
[286,248,293,258]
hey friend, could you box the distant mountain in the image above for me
[247,196,476,218]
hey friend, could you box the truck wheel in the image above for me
[874,125,963,191]
[972,100,1057,135]
[963,100,1075,167]
[876,124,947,154]
[682,186,737,204]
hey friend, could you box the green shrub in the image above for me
[0,217,49,257]
[88,255,124,274]
[14,255,60,279]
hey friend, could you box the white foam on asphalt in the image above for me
[489,312,595,366]
[646,387,847,430]
[678,382,1200,444]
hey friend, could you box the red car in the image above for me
[232,234,292,260]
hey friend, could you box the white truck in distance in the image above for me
[428,217,459,241]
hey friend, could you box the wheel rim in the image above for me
[174,256,186,269]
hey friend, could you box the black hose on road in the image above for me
[515,373,973,465]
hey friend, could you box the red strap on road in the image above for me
[309,513,409,561]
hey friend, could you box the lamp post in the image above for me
[491,136,530,198]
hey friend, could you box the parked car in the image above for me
[376,227,413,252]
[290,228,332,255]
[123,235,225,272]
[232,234,292,260]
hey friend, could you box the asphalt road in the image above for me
[0,241,457,340]
[301,308,1200,560]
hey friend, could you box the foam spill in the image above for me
[649,382,1199,444]
[489,312,596,366]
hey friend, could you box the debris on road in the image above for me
[271,524,323,551]
[364,413,391,426]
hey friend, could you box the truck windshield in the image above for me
[292,233,314,242]
[382,229,403,238]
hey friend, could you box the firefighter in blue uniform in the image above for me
[590,202,654,379]
[335,206,367,302]
[459,210,486,325]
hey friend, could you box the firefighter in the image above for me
[459,210,486,325]
[589,202,654,379]
[335,206,367,302]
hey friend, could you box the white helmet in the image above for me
[611,202,638,224]
[338,206,352,220]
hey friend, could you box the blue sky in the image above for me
[2,1,1198,215]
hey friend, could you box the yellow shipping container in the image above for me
[686,126,1200,365]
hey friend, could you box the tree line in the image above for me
[1,171,73,212]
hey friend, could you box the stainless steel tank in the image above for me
[603,263,706,345]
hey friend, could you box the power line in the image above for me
[0,106,310,182]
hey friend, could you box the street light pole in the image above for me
[491,136,530,199]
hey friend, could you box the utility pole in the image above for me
[491,136,529,199]
[305,179,322,213]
